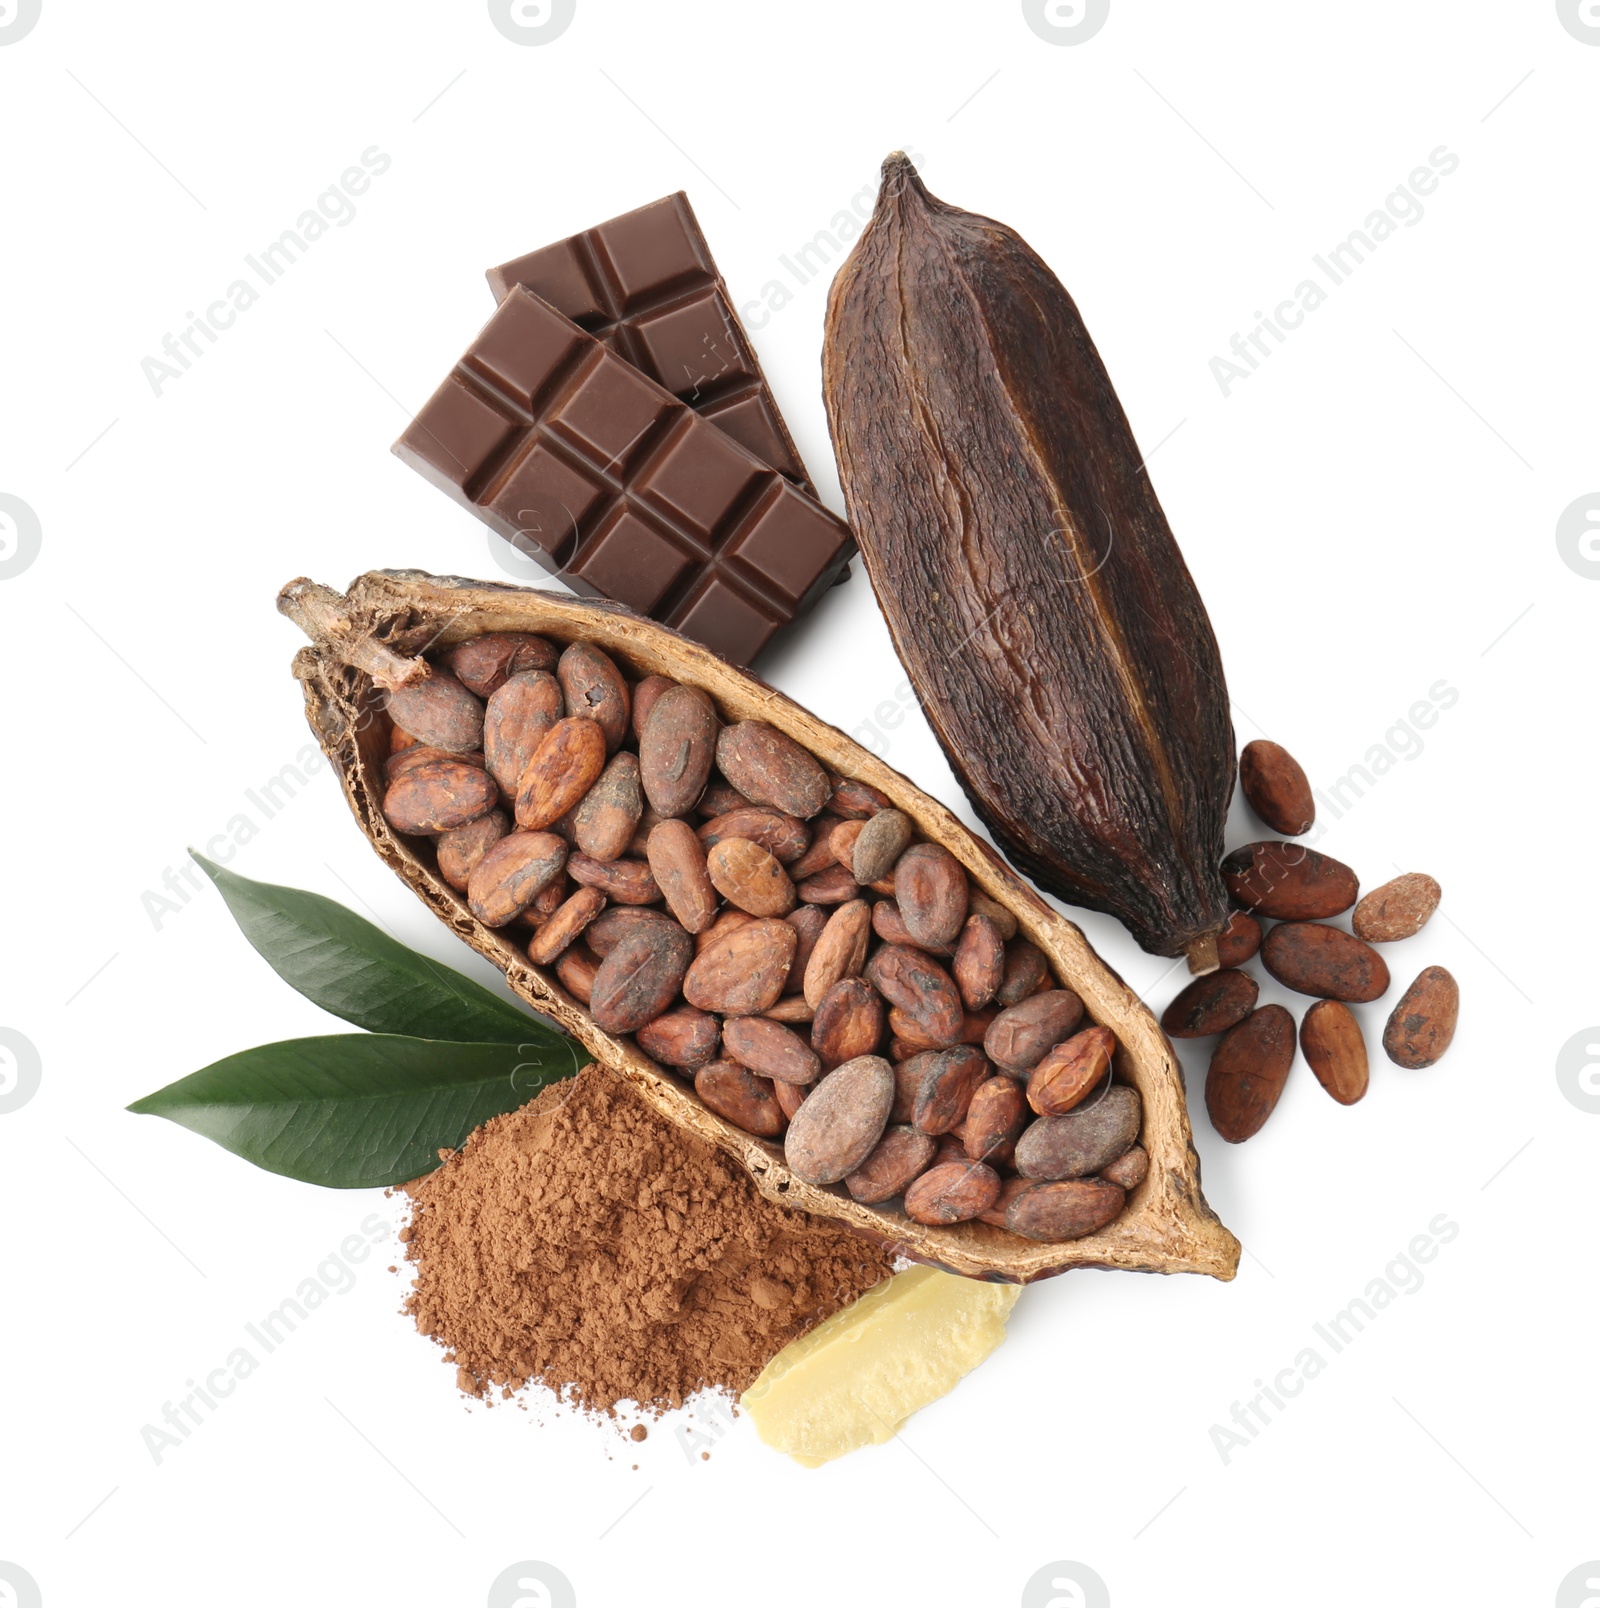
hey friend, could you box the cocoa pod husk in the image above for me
[572,751,643,862]
[443,631,556,698]
[645,818,719,933]
[1382,966,1458,1069]
[1205,1005,1295,1142]
[683,917,797,1016]
[904,1160,1000,1225]
[557,640,630,753]
[1299,1000,1369,1104]
[722,1015,822,1085]
[845,1125,937,1204]
[638,682,718,816]
[1239,740,1314,836]
[1261,923,1390,1003]
[484,670,564,799]
[693,1060,785,1139]
[1224,842,1359,921]
[716,721,831,820]
[526,885,606,966]
[1160,969,1260,1039]
[783,1055,895,1185]
[636,1005,721,1070]
[1005,1178,1125,1242]
[810,976,885,1069]
[383,758,499,835]
[1353,873,1442,943]
[514,715,607,830]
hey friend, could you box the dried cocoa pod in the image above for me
[383,758,499,835]
[810,976,885,1069]
[785,816,843,880]
[1239,740,1314,836]
[865,944,965,1046]
[466,831,568,927]
[845,1125,937,1204]
[1353,873,1442,943]
[443,631,556,698]
[639,683,719,815]
[514,716,607,830]
[706,838,796,917]
[573,751,644,862]
[1160,969,1260,1039]
[870,899,952,956]
[722,1016,822,1085]
[984,990,1085,1074]
[697,807,810,865]
[1100,1144,1149,1190]
[694,908,752,955]
[764,996,815,1025]
[966,891,1018,942]
[906,1044,990,1135]
[783,1055,895,1185]
[384,666,484,754]
[1223,842,1358,921]
[554,944,599,1005]
[636,1005,721,1070]
[904,1160,1000,1225]
[1027,1025,1115,1116]
[1261,923,1389,1003]
[587,905,677,957]
[1215,910,1263,968]
[646,819,719,934]
[893,842,968,950]
[772,1078,808,1121]
[994,939,1050,1006]
[557,640,630,753]
[1299,1000,1369,1105]
[851,807,914,885]
[783,904,829,992]
[483,670,564,799]
[803,899,873,1007]
[716,721,831,820]
[1205,1005,1295,1142]
[963,1076,1028,1166]
[795,863,860,905]
[435,810,510,890]
[630,674,675,741]
[1382,966,1458,1069]
[526,886,606,966]
[952,914,1005,1011]
[822,155,1235,965]
[385,743,487,782]
[1015,1084,1141,1180]
[683,917,797,1016]
[1005,1178,1125,1242]
[694,1060,785,1139]
[566,853,660,906]
[588,922,693,1035]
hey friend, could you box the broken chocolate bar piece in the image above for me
[488,194,812,491]
[393,288,854,666]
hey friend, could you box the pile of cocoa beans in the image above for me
[1166,740,1460,1143]
[377,630,1146,1243]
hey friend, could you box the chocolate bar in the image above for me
[393,288,854,666]
[487,194,811,491]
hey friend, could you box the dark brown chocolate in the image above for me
[393,288,854,666]
[488,194,811,491]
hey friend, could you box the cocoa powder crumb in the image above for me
[401,1064,893,1416]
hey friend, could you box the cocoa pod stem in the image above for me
[278,578,429,691]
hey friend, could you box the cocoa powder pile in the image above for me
[400,1063,894,1414]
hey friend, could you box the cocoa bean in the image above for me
[573,751,644,862]
[845,1125,937,1204]
[384,667,484,754]
[514,716,607,830]
[694,908,752,954]
[903,1160,1000,1225]
[1239,740,1315,836]
[1100,1144,1148,1190]
[1015,1084,1141,1180]
[695,781,751,818]
[1353,873,1442,943]
[554,944,599,1004]
[763,996,814,1024]
[1223,842,1359,920]
[1005,1178,1125,1242]
[722,1015,822,1085]
[890,1052,935,1123]
[828,775,893,819]
[530,874,568,919]
[390,723,419,754]
[627,805,671,859]
[851,808,914,884]
[963,1076,1028,1166]
[697,807,811,865]
[904,1044,990,1135]
[383,758,499,835]
[865,945,965,1045]
[706,837,796,916]
[1300,999,1369,1104]
[436,810,510,890]
[932,1132,968,1167]
[1215,910,1263,968]
[639,683,719,815]
[386,744,487,782]
[1382,966,1458,1069]
[795,864,860,905]
[646,819,719,933]
[484,670,564,799]
[894,843,968,950]
[977,1175,1034,1227]
[1261,922,1390,1002]
[1027,1025,1115,1116]
[630,674,675,742]
[683,917,797,1015]
[1205,1005,1295,1142]
[783,904,829,993]
[966,891,1018,942]
[588,922,693,1034]
[984,989,1085,1074]
[785,816,844,880]
[557,640,630,753]
[953,914,1005,1010]
[566,853,661,906]
[694,1060,785,1138]
[526,885,606,965]
[810,976,885,1069]
[803,899,872,1008]
[870,899,952,956]
[587,906,678,957]
[823,818,860,867]
[783,1055,895,1185]
[995,939,1051,1005]
[1160,968,1260,1038]
[772,1078,808,1121]
[886,1006,961,1052]
[443,632,556,698]
[636,1005,721,1070]
[716,721,832,819]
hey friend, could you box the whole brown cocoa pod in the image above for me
[483,670,564,800]
[810,976,885,1069]
[1299,999,1368,1104]
[383,758,499,835]
[1160,969,1259,1038]
[1223,842,1358,921]
[639,683,719,816]
[557,640,630,753]
[716,721,831,819]
[722,1015,822,1085]
[443,631,556,698]
[1352,873,1442,943]
[783,1055,895,1184]
[645,818,719,933]
[904,1160,1001,1225]
[683,917,798,1016]
[436,810,510,890]
[588,922,693,1034]
[1205,1004,1296,1142]
[636,1005,721,1070]
[1239,740,1314,836]
[694,1060,785,1138]
[1005,1178,1125,1242]
[1261,923,1389,1002]
[1382,966,1458,1069]
[845,1125,937,1204]
[573,751,644,862]
[384,667,484,753]
[514,716,607,830]
[984,990,1085,1074]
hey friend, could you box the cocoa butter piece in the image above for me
[845,1124,937,1204]
[903,1159,1000,1225]
[715,721,831,819]
[1382,966,1458,1069]
[1352,873,1442,943]
[639,683,719,816]
[588,922,693,1034]
[722,1015,822,1085]
[810,976,885,1069]
[1299,999,1369,1104]
[1005,1178,1125,1242]
[1223,842,1358,920]
[694,1060,785,1138]
[783,1055,895,1185]
[384,667,484,754]
[1261,922,1390,1002]
[893,842,968,949]
[1205,1004,1295,1142]
[1015,1084,1141,1180]
[1160,968,1260,1038]
[683,917,797,1016]
[636,1005,721,1070]
[1239,740,1314,836]
[984,989,1085,1074]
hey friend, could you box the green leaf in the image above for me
[128,1034,586,1187]
[192,850,537,1045]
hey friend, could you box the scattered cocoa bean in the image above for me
[1027,1026,1115,1116]
[963,1076,1029,1166]
[638,683,718,815]
[484,670,564,799]
[783,1055,895,1184]
[1015,1084,1141,1180]
[1261,922,1390,1002]
[683,917,797,1016]
[526,885,607,966]
[722,1015,822,1085]
[1160,969,1260,1038]
[953,914,1005,1011]
[803,899,873,1008]
[572,751,644,862]
[893,843,969,949]
[904,1160,1000,1225]
[706,837,796,917]
[845,1125,937,1204]
[588,922,693,1034]
[995,938,1051,1005]
[1205,1005,1296,1142]
[697,807,811,864]
[1005,1178,1125,1242]
[557,640,630,753]
[514,716,608,830]
[851,808,915,885]
[646,818,719,933]
[1099,1145,1148,1190]
[383,758,499,835]
[1352,873,1442,943]
[1239,740,1314,836]
[436,810,510,890]
[636,1005,721,1070]
[716,721,831,819]
[694,1060,785,1138]
[865,945,965,1046]
[468,831,568,929]
[1299,999,1368,1104]
[384,667,484,754]
[566,852,661,906]
[810,976,885,1069]
[1382,966,1458,1069]
[984,990,1085,1074]
[1215,910,1263,968]
[1223,842,1359,920]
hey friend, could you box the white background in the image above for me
[1,3,1594,1605]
